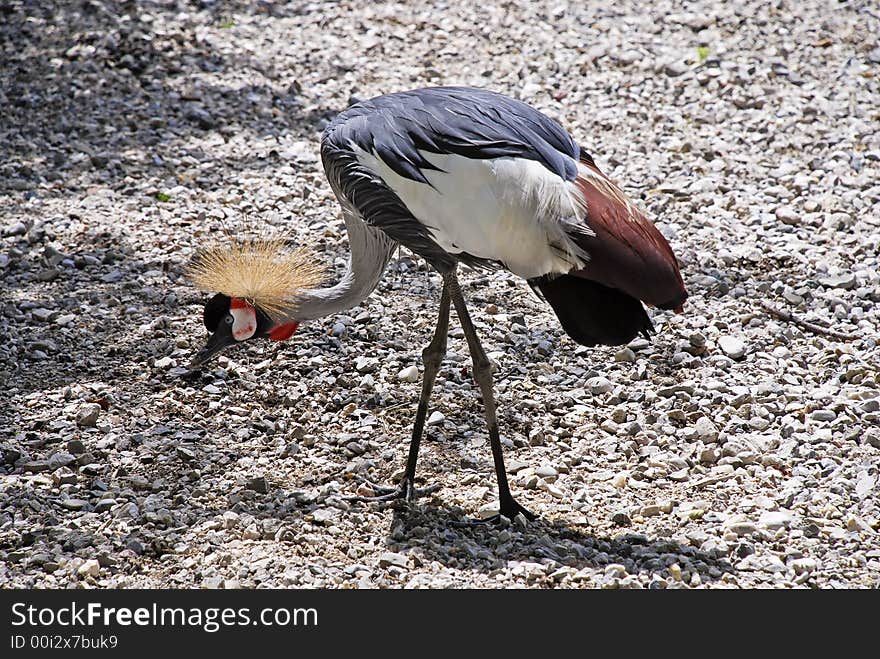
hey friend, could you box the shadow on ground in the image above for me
[1,1,336,196]
[384,502,733,585]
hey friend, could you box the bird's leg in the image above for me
[443,271,536,523]
[347,281,450,503]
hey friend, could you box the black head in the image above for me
[189,293,274,369]
[203,292,232,331]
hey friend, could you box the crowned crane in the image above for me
[188,86,687,522]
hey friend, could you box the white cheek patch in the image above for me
[230,306,257,341]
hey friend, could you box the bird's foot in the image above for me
[345,477,440,504]
[500,497,537,522]
[452,497,537,527]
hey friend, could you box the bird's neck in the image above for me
[289,207,397,322]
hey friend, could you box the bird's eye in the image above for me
[225,315,234,325]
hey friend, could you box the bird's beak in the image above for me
[188,323,236,370]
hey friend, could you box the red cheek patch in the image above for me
[269,321,300,342]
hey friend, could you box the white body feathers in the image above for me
[353,146,593,279]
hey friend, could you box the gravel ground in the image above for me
[2,0,879,589]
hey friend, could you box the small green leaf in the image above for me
[697,46,710,63]
[156,192,171,202]
[219,19,235,29]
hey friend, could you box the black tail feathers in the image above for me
[530,274,653,347]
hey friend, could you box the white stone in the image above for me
[855,473,875,498]
[614,348,636,362]
[535,465,558,479]
[587,376,613,395]
[611,472,629,489]
[775,206,800,225]
[378,552,409,569]
[397,365,420,382]
[758,510,792,530]
[718,335,746,359]
[819,273,856,290]
[76,403,101,427]
[723,514,757,536]
[695,416,718,441]
[355,356,379,373]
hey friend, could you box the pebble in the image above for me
[749,417,770,431]
[76,404,101,427]
[718,336,746,360]
[427,411,445,426]
[32,308,55,322]
[125,539,145,555]
[535,465,558,479]
[587,376,613,395]
[101,270,123,283]
[611,511,631,526]
[53,467,77,485]
[4,221,27,236]
[664,61,687,77]
[758,511,792,531]
[695,417,718,442]
[77,559,100,578]
[699,447,719,464]
[246,477,269,494]
[819,273,856,290]
[47,452,76,470]
[355,356,379,373]
[855,474,875,498]
[611,472,628,489]
[61,499,89,510]
[543,483,565,499]
[176,447,196,461]
[845,516,872,533]
[311,508,337,525]
[790,558,817,575]
[614,348,636,362]
[185,107,215,129]
[656,383,695,397]
[397,365,420,382]
[723,516,757,536]
[378,552,409,569]
[528,428,545,446]
[775,206,800,225]
[202,576,223,589]
[94,499,116,513]
[66,440,86,454]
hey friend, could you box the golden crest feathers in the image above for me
[187,236,326,321]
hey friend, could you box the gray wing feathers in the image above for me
[320,86,580,270]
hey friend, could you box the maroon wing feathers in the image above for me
[572,152,687,312]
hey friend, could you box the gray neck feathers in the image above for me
[291,206,397,322]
